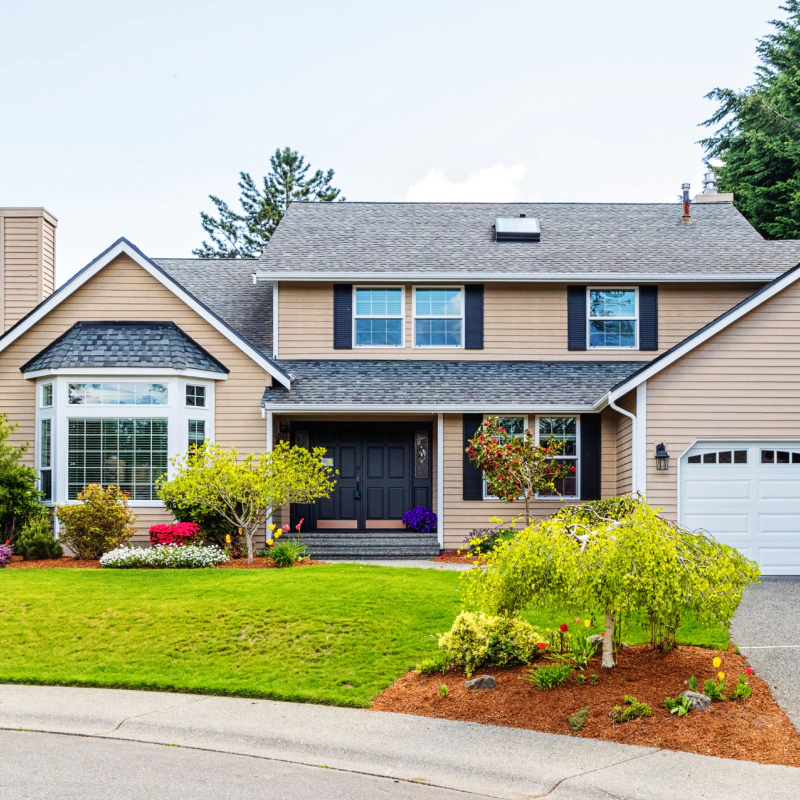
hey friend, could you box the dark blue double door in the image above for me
[291,422,432,531]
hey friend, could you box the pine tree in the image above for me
[700,2,800,239]
[194,147,344,258]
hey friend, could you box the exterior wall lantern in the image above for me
[655,442,670,471]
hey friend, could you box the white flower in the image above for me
[100,544,229,569]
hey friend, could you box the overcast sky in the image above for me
[0,0,785,283]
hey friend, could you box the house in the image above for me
[3,196,800,573]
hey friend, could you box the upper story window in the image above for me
[587,289,637,349]
[68,382,168,405]
[186,385,206,407]
[41,383,53,407]
[414,287,464,347]
[354,287,404,347]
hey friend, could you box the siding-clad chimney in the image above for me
[0,208,57,333]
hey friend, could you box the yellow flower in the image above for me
[584,619,591,628]
[275,531,282,539]
[225,534,231,544]
[473,561,480,565]
[238,527,243,535]
[718,671,725,681]
[267,539,274,546]
[713,657,721,669]
[268,523,276,532]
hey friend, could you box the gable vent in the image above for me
[495,215,540,242]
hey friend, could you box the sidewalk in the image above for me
[1,684,797,799]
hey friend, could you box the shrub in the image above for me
[438,611,545,677]
[609,696,652,724]
[415,653,451,675]
[704,678,726,701]
[461,527,516,556]
[732,673,753,700]
[402,506,437,533]
[149,521,203,547]
[270,539,308,568]
[568,707,590,731]
[100,543,228,569]
[0,415,43,545]
[15,515,63,560]
[159,494,243,557]
[0,543,12,567]
[525,662,573,690]
[56,484,136,559]
[466,499,760,668]
[664,696,691,716]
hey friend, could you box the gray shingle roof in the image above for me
[253,202,800,278]
[154,258,272,355]
[261,360,641,407]
[21,322,228,373]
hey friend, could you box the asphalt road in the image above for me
[731,576,800,730]
[0,729,487,800]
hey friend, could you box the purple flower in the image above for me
[0,543,13,568]
[402,506,438,533]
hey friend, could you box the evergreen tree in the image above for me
[194,147,344,258]
[701,2,800,239]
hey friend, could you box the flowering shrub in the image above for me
[100,543,228,569]
[438,611,545,677]
[402,506,437,533]
[0,542,13,567]
[149,521,203,547]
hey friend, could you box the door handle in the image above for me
[354,479,361,500]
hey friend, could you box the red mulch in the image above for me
[217,557,325,569]
[430,551,487,564]
[372,645,800,767]
[6,555,101,569]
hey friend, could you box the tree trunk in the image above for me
[245,531,254,564]
[524,492,532,527]
[601,608,616,669]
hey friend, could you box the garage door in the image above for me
[680,441,800,575]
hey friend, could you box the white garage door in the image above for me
[680,441,800,575]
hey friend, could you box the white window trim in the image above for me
[37,375,216,508]
[40,383,53,408]
[38,415,54,504]
[535,414,580,500]
[352,285,406,348]
[482,414,528,500]
[412,285,465,349]
[586,287,638,350]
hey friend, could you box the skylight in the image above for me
[495,216,541,242]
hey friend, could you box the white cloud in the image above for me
[405,163,529,202]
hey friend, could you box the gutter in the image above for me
[607,393,638,494]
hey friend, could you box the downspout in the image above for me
[608,394,638,495]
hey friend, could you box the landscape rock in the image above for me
[679,690,712,711]
[587,634,604,646]
[465,675,497,690]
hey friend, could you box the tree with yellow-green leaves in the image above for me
[465,500,760,669]
[157,441,337,563]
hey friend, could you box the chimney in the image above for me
[0,208,57,333]
[681,183,692,223]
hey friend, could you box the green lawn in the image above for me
[0,565,728,707]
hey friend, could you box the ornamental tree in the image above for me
[157,441,336,562]
[466,416,573,524]
[465,500,760,669]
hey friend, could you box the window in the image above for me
[761,449,800,464]
[354,287,403,347]
[186,385,206,407]
[687,450,748,465]
[414,287,463,347]
[483,416,526,499]
[68,418,168,500]
[587,289,637,348]
[40,418,52,502]
[188,419,206,448]
[68,382,168,405]
[537,417,578,497]
[41,384,53,407]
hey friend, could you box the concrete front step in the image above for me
[288,531,440,559]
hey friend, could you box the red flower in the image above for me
[282,524,290,532]
[746,667,754,675]
[559,623,568,632]
[538,642,547,650]
[545,468,551,474]
[569,466,576,473]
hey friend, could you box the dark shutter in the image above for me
[463,413,484,500]
[464,285,484,349]
[579,414,602,501]
[567,286,587,351]
[333,284,353,349]
[639,286,658,351]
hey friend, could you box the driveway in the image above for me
[731,577,800,730]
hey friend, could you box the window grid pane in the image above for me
[186,385,206,407]
[67,382,168,405]
[68,418,168,500]
[42,384,53,407]
[354,288,403,346]
[40,419,51,469]
[415,288,463,347]
[355,318,403,346]
[188,419,206,447]
[538,417,578,497]
[589,290,637,318]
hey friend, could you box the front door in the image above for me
[290,422,432,531]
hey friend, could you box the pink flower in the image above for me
[282,525,290,532]
[746,667,754,675]
[575,618,581,623]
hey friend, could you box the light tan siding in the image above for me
[645,277,800,519]
[41,219,55,298]
[600,408,618,497]
[278,282,759,360]
[615,391,636,496]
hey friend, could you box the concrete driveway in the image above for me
[731,577,800,730]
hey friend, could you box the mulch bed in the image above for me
[217,557,325,569]
[430,551,487,564]
[373,645,800,767]
[6,555,101,569]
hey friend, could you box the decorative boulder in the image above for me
[465,675,497,690]
[679,690,712,712]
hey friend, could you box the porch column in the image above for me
[266,411,273,529]
[437,413,444,548]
